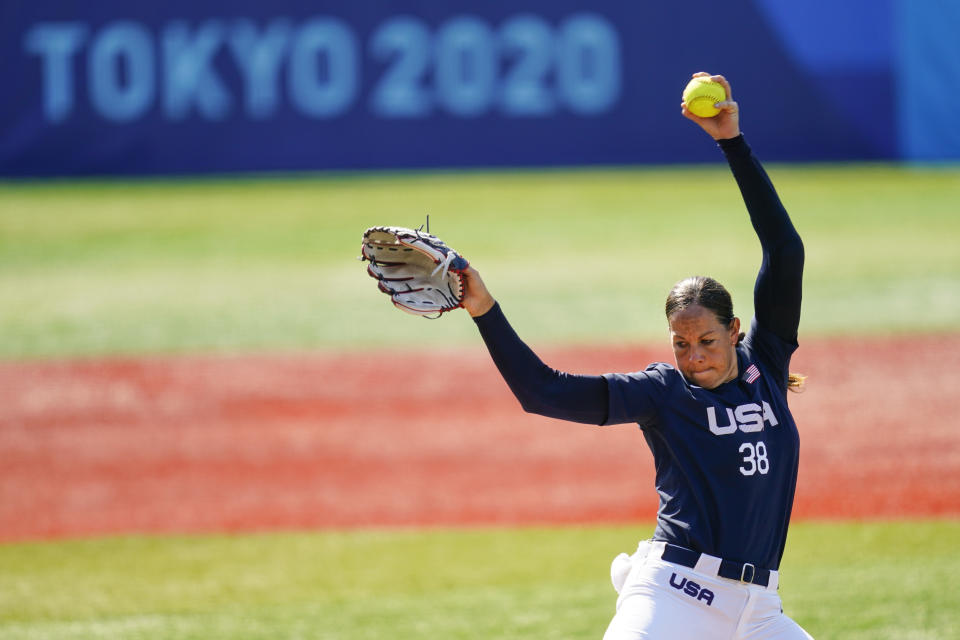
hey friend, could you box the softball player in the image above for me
[460,73,813,639]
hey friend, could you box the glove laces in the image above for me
[431,251,458,280]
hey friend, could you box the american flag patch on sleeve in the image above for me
[744,364,761,384]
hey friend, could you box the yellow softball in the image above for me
[682,77,727,118]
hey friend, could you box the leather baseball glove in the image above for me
[361,226,469,317]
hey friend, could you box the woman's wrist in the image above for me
[465,294,496,318]
[717,132,745,145]
[718,133,750,159]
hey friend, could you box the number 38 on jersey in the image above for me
[706,402,780,477]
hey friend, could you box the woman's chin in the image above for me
[686,370,718,388]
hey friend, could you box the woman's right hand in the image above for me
[681,72,740,141]
[460,266,496,317]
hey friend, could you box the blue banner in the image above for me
[0,1,907,176]
[895,0,960,161]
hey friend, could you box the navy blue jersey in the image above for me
[473,134,803,571]
[602,319,799,570]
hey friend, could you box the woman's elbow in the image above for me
[517,395,549,416]
[778,234,805,269]
[515,389,567,419]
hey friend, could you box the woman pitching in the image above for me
[459,73,814,639]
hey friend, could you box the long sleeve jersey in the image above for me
[472,134,804,570]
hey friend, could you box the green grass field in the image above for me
[1,163,958,359]
[2,521,958,639]
[2,165,959,638]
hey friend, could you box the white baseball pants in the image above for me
[603,540,814,640]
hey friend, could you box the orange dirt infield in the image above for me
[2,335,958,542]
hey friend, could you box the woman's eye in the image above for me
[702,339,715,345]
[674,343,686,349]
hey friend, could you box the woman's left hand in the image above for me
[461,266,496,318]
[681,72,741,141]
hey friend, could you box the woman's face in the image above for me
[668,304,740,389]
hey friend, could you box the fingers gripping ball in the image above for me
[361,226,469,317]
[683,77,727,118]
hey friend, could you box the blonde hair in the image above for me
[787,373,807,392]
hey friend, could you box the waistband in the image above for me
[650,541,779,591]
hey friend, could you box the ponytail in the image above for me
[787,372,807,392]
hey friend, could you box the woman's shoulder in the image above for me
[741,317,798,385]
[644,361,684,382]
[604,362,682,388]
